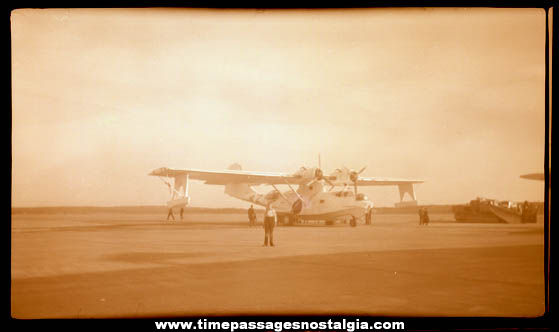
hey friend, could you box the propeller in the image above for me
[345,166,367,196]
[308,154,335,187]
[308,167,335,188]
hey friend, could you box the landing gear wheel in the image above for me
[350,216,357,227]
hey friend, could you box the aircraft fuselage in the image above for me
[224,181,371,221]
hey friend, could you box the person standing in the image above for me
[248,204,256,227]
[366,206,373,225]
[167,207,175,221]
[521,200,529,223]
[263,204,277,247]
[418,207,424,225]
[180,207,184,221]
[422,207,430,226]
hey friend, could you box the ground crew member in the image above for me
[180,207,184,221]
[521,201,529,223]
[422,207,430,226]
[167,207,175,221]
[365,206,372,225]
[248,204,256,227]
[263,204,277,247]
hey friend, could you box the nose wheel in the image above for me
[350,216,357,227]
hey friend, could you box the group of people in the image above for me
[520,200,537,223]
[418,207,430,225]
[166,207,184,221]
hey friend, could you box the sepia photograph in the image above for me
[11,7,548,321]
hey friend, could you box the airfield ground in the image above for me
[11,212,545,318]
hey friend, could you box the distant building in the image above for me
[394,201,418,208]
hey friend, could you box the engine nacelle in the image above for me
[327,168,351,185]
[264,190,281,203]
[292,166,319,180]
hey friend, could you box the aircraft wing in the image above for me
[149,167,304,185]
[355,177,424,186]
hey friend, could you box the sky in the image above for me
[11,8,547,208]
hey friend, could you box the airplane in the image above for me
[149,161,423,226]
[520,173,546,181]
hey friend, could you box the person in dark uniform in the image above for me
[180,207,184,221]
[365,206,372,225]
[167,207,175,221]
[521,200,529,223]
[422,207,430,225]
[418,207,424,225]
[248,204,256,227]
[263,204,276,247]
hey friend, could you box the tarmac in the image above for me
[11,212,545,318]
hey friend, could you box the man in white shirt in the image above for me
[263,204,277,247]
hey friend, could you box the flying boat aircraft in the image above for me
[149,161,423,226]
